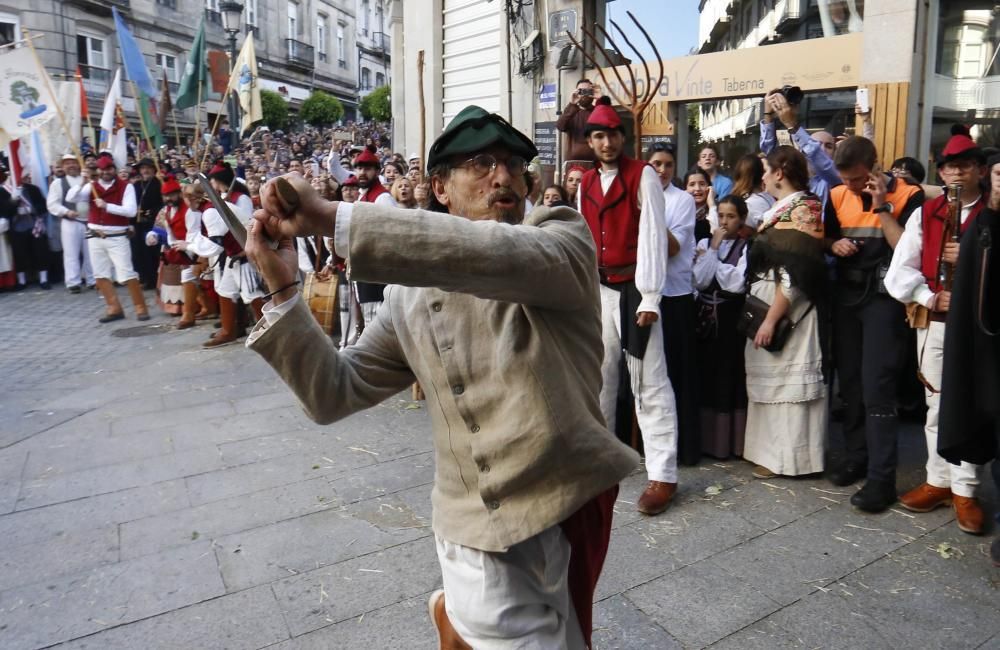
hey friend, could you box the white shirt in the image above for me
[662,183,696,297]
[47,174,89,222]
[745,191,775,230]
[885,197,978,309]
[361,187,397,208]
[230,192,255,222]
[187,206,229,258]
[692,237,748,294]
[66,179,137,233]
[577,164,667,313]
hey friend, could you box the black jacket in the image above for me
[938,206,1000,464]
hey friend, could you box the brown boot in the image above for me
[126,278,150,321]
[195,279,219,320]
[637,481,677,515]
[428,590,471,650]
[177,282,199,330]
[953,495,984,535]
[202,297,240,348]
[899,483,952,513]
[95,278,125,323]
[250,297,265,324]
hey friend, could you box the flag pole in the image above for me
[200,91,231,168]
[193,82,203,160]
[171,105,182,149]
[128,80,160,173]
[21,29,84,167]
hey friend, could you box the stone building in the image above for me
[3,0,360,139]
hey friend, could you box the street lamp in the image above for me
[220,0,244,154]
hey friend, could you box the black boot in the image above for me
[850,480,897,513]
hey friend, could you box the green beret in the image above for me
[426,105,538,171]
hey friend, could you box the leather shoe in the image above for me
[850,480,897,513]
[827,460,866,487]
[952,495,984,535]
[428,590,471,650]
[68,285,82,294]
[637,481,677,515]
[98,312,125,324]
[899,483,952,513]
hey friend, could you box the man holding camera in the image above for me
[557,79,600,163]
[825,137,924,512]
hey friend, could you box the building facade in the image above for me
[355,0,390,104]
[3,0,360,139]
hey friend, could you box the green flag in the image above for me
[138,91,163,148]
[176,18,207,110]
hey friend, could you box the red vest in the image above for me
[579,156,648,282]
[88,178,131,227]
[200,209,243,257]
[920,193,985,293]
[361,181,389,203]
[167,203,188,241]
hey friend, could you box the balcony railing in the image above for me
[372,31,389,53]
[286,39,314,68]
[79,64,111,97]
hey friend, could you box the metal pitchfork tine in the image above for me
[565,10,666,154]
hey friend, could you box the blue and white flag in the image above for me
[112,7,156,98]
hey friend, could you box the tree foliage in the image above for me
[359,85,391,123]
[300,90,345,127]
[260,89,289,131]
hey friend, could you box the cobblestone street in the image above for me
[0,285,998,649]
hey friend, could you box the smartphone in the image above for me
[856,88,870,113]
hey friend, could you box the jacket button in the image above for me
[452,384,464,396]
[487,500,500,510]
[431,302,442,312]
[479,463,490,473]
[470,424,480,433]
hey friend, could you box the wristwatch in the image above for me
[873,202,893,215]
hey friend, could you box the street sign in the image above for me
[538,83,557,110]
[548,10,577,46]
[533,121,558,168]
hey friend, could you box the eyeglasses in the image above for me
[455,154,528,178]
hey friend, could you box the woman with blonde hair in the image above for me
[391,177,417,209]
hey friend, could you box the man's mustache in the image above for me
[487,187,522,206]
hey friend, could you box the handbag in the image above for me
[302,237,338,336]
[737,294,814,352]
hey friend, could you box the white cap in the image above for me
[62,153,77,161]
[408,152,420,161]
[348,143,364,152]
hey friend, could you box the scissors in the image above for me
[197,172,279,250]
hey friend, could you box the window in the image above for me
[317,15,327,61]
[375,0,384,32]
[362,0,370,36]
[376,72,385,87]
[205,0,219,10]
[337,24,346,66]
[245,0,258,26]
[361,68,371,90]
[287,2,298,39]
[77,34,107,73]
[156,52,178,83]
[156,0,177,9]
[941,21,992,79]
[0,12,19,47]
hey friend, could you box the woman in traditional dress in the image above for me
[693,196,750,459]
[743,146,829,479]
[148,177,185,315]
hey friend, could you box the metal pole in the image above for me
[229,33,239,153]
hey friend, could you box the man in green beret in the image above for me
[243,105,638,647]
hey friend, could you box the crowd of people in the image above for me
[1,83,998,645]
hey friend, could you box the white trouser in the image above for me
[87,233,138,282]
[917,321,980,497]
[436,528,585,649]
[61,220,93,287]
[214,257,265,302]
[599,284,679,483]
[361,301,380,326]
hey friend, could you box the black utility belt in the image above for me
[85,229,129,239]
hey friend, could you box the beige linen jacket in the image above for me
[248,202,639,552]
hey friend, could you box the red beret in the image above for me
[96,156,115,170]
[342,175,359,187]
[939,124,984,164]
[161,175,182,194]
[354,149,380,167]
[585,96,623,134]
